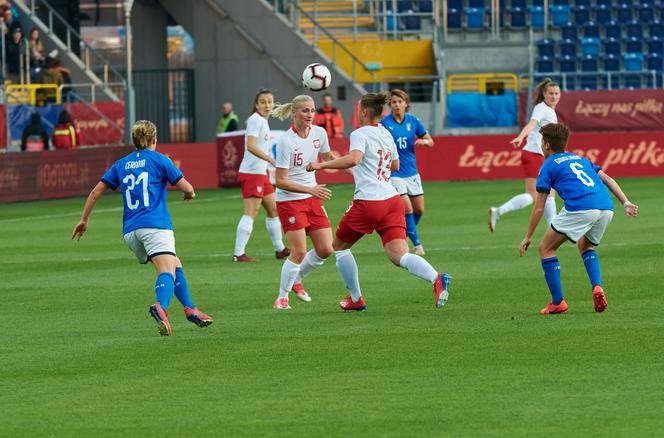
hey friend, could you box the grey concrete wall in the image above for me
[441,45,530,74]
[159,0,364,141]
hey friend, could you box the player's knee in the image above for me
[289,250,306,264]
[316,246,333,259]
[538,241,551,257]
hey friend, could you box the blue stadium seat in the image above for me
[638,3,655,22]
[603,53,621,71]
[581,54,599,71]
[466,7,485,29]
[624,52,644,70]
[625,74,642,88]
[531,5,545,27]
[616,3,634,23]
[536,38,556,57]
[537,55,555,72]
[531,0,545,5]
[583,21,600,37]
[626,20,644,37]
[551,5,571,26]
[553,0,569,4]
[604,37,622,56]
[573,5,591,24]
[625,36,644,52]
[508,7,527,27]
[647,35,664,54]
[447,0,463,9]
[594,4,613,24]
[581,37,601,55]
[646,52,664,70]
[560,38,577,56]
[559,54,577,72]
[419,0,434,13]
[385,12,400,31]
[448,8,462,28]
[595,0,612,6]
[650,20,664,37]
[510,0,526,8]
[404,10,421,29]
[561,22,578,39]
[397,0,413,13]
[469,0,486,7]
[580,75,599,90]
[604,21,622,39]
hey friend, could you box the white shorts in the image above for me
[551,208,614,245]
[391,174,424,197]
[123,228,176,264]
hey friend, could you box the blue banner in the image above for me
[447,92,517,128]
[9,104,63,141]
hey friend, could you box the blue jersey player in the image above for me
[519,123,638,315]
[381,89,435,256]
[72,120,213,336]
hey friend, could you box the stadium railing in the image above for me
[4,84,61,105]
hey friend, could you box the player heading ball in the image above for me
[519,123,639,315]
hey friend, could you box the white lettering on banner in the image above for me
[458,145,521,174]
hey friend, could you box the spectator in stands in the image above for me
[35,56,63,85]
[216,102,239,134]
[314,93,344,139]
[5,26,23,84]
[28,28,45,68]
[53,58,73,101]
[3,7,19,34]
[51,109,83,149]
[21,112,50,152]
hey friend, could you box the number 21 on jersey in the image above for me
[123,172,150,210]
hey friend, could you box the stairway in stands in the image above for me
[298,1,379,42]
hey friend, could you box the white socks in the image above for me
[296,249,326,283]
[334,249,362,302]
[234,215,254,256]
[399,253,438,284]
[265,216,286,252]
[543,196,557,225]
[497,193,533,217]
[279,258,300,299]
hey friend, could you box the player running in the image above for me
[519,123,638,315]
[308,92,451,311]
[72,120,213,336]
[233,89,290,262]
[270,95,335,309]
[489,78,561,232]
[381,89,435,256]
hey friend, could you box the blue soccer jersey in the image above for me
[101,149,183,234]
[381,113,427,178]
[536,152,613,212]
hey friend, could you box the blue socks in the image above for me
[541,257,563,305]
[174,267,196,309]
[155,272,175,310]
[582,250,602,287]
[405,213,421,246]
[413,213,422,226]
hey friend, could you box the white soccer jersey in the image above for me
[275,125,330,201]
[523,102,558,155]
[239,112,271,174]
[350,124,399,201]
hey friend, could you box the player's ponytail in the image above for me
[533,78,559,106]
[360,91,390,120]
[131,120,157,150]
[271,95,313,121]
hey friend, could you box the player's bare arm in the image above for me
[176,177,196,201]
[414,134,434,148]
[275,167,331,200]
[391,158,400,173]
[71,181,111,240]
[308,150,363,171]
[246,135,276,166]
[520,191,548,256]
[598,171,639,217]
[511,119,538,148]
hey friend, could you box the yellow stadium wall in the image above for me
[317,40,433,82]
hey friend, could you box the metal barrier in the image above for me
[4,84,61,105]
[447,73,519,94]
[519,70,663,91]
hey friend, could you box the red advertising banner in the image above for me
[0,105,6,149]
[519,89,664,132]
[66,101,125,146]
[217,134,244,187]
[0,143,219,203]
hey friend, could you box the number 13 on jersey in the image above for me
[376,149,392,182]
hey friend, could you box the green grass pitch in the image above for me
[1,179,663,436]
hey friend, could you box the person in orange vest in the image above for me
[314,93,344,139]
[51,109,83,149]
[21,112,49,152]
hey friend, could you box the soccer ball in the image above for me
[302,63,332,92]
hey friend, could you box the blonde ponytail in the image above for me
[131,120,157,150]
[271,95,314,121]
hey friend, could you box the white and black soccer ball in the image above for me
[302,63,332,92]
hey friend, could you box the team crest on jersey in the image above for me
[264,134,269,141]
[313,139,321,149]
[406,123,411,131]
[257,186,263,193]
[288,216,296,224]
